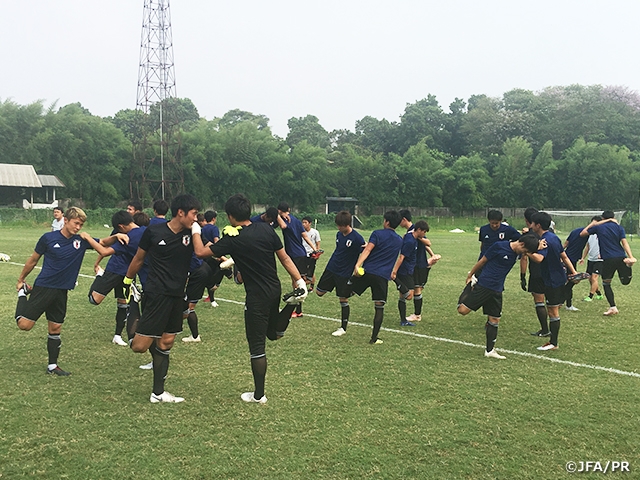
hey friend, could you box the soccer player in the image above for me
[520,207,549,337]
[580,211,636,316]
[301,216,321,291]
[563,224,590,312]
[250,207,279,228]
[181,255,214,343]
[391,220,430,327]
[530,212,578,351]
[457,234,540,359]
[580,216,604,302]
[88,210,147,346]
[126,200,143,216]
[192,193,307,405]
[51,207,64,231]
[478,210,520,259]
[124,194,201,403]
[15,207,116,376]
[350,210,403,344]
[201,210,226,307]
[149,199,169,226]
[316,211,366,337]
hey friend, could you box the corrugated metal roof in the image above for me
[37,174,65,187]
[0,163,42,187]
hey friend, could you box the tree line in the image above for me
[1,84,639,212]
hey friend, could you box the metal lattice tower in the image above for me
[131,0,183,202]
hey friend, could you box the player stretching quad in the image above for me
[316,211,366,337]
[580,211,636,316]
[530,212,578,351]
[15,207,116,376]
[192,193,307,405]
[350,210,403,345]
[457,234,540,359]
[478,209,521,259]
[124,194,201,403]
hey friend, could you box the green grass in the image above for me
[0,226,639,479]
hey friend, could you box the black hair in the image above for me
[518,233,540,253]
[591,215,603,222]
[602,210,615,219]
[531,211,552,231]
[264,207,279,222]
[524,207,539,224]
[197,213,205,223]
[153,199,169,216]
[384,210,402,229]
[399,209,412,221]
[128,200,143,212]
[111,211,134,231]
[171,194,201,217]
[133,211,150,227]
[204,210,217,222]
[53,207,64,213]
[414,220,429,232]
[225,193,252,222]
[335,211,352,227]
[302,216,313,223]
[487,209,503,221]
[277,201,290,213]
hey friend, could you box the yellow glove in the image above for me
[222,225,242,237]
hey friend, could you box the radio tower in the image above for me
[132,0,183,202]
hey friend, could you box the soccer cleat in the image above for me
[406,314,421,322]
[150,391,185,403]
[369,338,383,345]
[241,392,267,404]
[484,349,506,359]
[17,283,32,297]
[537,342,558,351]
[332,327,346,337]
[603,306,619,316]
[530,330,551,337]
[95,267,105,276]
[139,362,153,370]
[112,335,128,346]
[211,301,219,308]
[567,272,590,283]
[219,257,235,270]
[46,366,71,376]
[283,287,307,304]
[583,296,593,302]
[565,305,580,312]
[400,320,416,327]
[594,294,604,300]
[181,335,201,343]
[131,281,142,302]
[0,252,11,262]
[203,296,211,302]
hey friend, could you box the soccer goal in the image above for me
[542,210,626,234]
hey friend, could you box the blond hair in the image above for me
[64,207,87,222]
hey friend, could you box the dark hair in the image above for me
[591,215,603,222]
[518,233,540,253]
[487,209,503,221]
[133,211,150,227]
[264,207,279,222]
[602,210,615,219]
[384,210,402,229]
[53,207,63,213]
[524,207,539,223]
[204,210,217,222]
[171,194,201,217]
[531,212,552,231]
[111,210,134,230]
[277,201,290,213]
[197,213,205,223]
[399,209,412,221]
[225,193,251,222]
[414,220,429,232]
[128,200,143,212]
[335,211,352,227]
[153,199,169,216]
[302,216,313,223]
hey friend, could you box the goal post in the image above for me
[542,210,626,233]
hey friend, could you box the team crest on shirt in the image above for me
[346,240,352,247]
[182,235,191,246]
[499,232,505,239]
[73,239,81,250]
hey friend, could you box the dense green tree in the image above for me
[286,115,330,150]
[490,137,533,206]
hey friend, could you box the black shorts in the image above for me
[304,256,318,279]
[350,273,389,303]
[586,260,602,275]
[89,270,124,299]
[413,267,431,288]
[316,270,353,298]
[601,257,632,284]
[136,293,184,338]
[245,295,280,357]
[291,256,308,279]
[19,286,68,324]
[544,285,566,307]
[394,274,413,296]
[185,263,214,303]
[460,284,502,318]
[527,274,546,295]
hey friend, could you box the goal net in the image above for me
[542,210,626,234]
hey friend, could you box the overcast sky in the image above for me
[2,0,639,137]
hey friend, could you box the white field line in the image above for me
[4,262,639,379]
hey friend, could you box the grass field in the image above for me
[0,225,638,479]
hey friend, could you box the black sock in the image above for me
[150,343,170,395]
[603,283,615,307]
[271,304,295,339]
[588,292,594,298]
[207,288,215,301]
[15,296,28,322]
[340,302,350,330]
[126,300,140,342]
[371,305,384,341]
[398,298,407,322]
[535,303,548,332]
[549,318,560,346]
[414,294,423,316]
[565,283,575,307]
[187,311,199,338]
[595,290,602,296]
[251,355,267,400]
[115,303,128,336]
[295,303,302,315]
[47,334,61,366]
[485,321,498,352]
